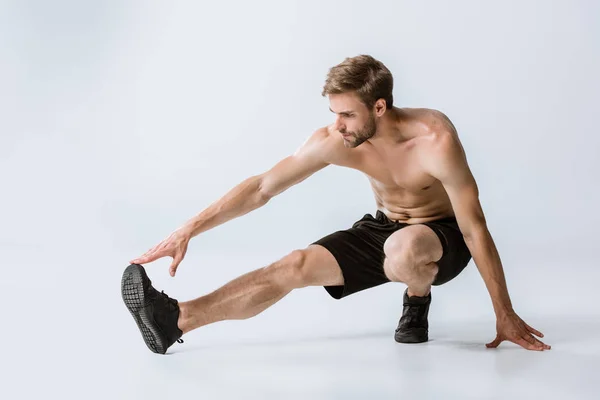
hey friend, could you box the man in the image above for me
[121,54,551,354]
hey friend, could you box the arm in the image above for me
[181,128,331,238]
[131,128,331,275]
[423,132,513,315]
[423,114,550,351]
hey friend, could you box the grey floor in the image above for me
[2,249,598,399]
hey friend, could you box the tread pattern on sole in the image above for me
[121,265,167,354]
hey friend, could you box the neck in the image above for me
[368,107,414,147]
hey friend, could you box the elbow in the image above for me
[256,175,274,203]
[258,190,272,204]
[463,221,488,242]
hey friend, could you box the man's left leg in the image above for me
[382,224,444,343]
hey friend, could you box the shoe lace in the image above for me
[160,290,178,308]
[403,303,422,318]
[396,302,426,331]
[159,290,184,344]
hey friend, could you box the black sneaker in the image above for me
[121,263,184,354]
[394,288,431,344]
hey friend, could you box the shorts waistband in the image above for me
[375,209,457,224]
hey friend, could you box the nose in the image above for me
[334,116,345,132]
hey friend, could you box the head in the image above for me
[322,55,394,148]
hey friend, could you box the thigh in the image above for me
[310,213,394,299]
[421,217,473,286]
[300,244,345,287]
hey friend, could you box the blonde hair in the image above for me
[322,55,394,109]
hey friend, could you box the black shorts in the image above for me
[311,210,472,299]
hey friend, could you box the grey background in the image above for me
[1,1,598,399]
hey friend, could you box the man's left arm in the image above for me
[423,121,550,351]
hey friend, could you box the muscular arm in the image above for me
[259,128,331,197]
[422,121,513,317]
[422,112,551,351]
[181,128,331,238]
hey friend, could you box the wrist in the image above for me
[177,224,196,239]
[494,304,514,318]
[180,213,213,238]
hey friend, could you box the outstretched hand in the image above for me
[130,228,191,277]
[486,311,551,351]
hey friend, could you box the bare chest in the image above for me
[339,140,437,193]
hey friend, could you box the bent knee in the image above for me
[384,253,439,283]
[383,251,412,282]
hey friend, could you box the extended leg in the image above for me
[177,244,343,334]
[122,245,343,353]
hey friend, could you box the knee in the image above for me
[265,249,309,289]
[384,251,416,282]
[384,249,437,284]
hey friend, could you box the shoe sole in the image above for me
[121,264,168,354]
[394,328,429,344]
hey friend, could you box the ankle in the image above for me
[407,287,431,297]
[177,301,194,335]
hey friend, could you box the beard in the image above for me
[341,112,377,148]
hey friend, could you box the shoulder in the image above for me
[322,124,353,160]
[302,125,339,144]
[413,109,469,175]
[412,108,458,137]
[295,126,333,153]
[410,108,462,153]
[297,125,349,164]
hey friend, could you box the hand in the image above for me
[130,228,191,277]
[486,311,551,351]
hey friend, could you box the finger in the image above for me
[522,333,545,350]
[169,254,183,277]
[131,254,154,264]
[169,245,188,277]
[131,249,163,265]
[514,336,543,351]
[522,331,550,350]
[525,323,544,338]
[486,335,503,348]
[130,248,156,264]
[522,333,537,345]
[530,335,551,350]
[524,335,548,351]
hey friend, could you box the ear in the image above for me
[374,98,387,116]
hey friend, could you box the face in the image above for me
[329,92,378,148]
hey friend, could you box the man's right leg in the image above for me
[176,244,343,334]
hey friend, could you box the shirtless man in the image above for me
[121,54,551,354]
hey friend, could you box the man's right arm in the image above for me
[180,128,331,238]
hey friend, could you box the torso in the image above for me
[323,108,457,224]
